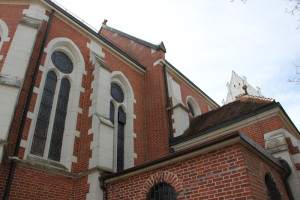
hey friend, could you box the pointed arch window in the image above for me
[30,51,72,161]
[109,83,126,171]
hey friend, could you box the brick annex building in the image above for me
[0,1,300,199]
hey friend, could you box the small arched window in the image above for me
[187,102,195,119]
[30,51,72,162]
[110,83,126,171]
[265,173,281,200]
[147,181,177,200]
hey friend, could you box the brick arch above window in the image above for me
[142,171,183,198]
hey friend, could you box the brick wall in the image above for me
[106,143,288,199]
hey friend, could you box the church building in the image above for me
[0,1,299,199]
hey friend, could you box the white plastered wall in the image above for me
[167,74,189,137]
[0,5,47,163]
[21,37,86,171]
[264,128,300,199]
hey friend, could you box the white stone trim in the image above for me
[186,96,201,117]
[0,18,10,59]
[111,71,136,171]
[22,4,49,22]
[25,37,85,171]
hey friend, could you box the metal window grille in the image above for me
[147,180,177,200]
[265,173,281,200]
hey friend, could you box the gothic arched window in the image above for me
[30,51,72,162]
[147,181,177,200]
[110,83,126,171]
[265,173,281,200]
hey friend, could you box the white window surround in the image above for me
[186,96,201,117]
[0,18,10,61]
[22,37,86,171]
[111,71,136,171]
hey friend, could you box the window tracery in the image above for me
[30,51,72,162]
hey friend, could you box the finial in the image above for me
[102,19,108,25]
[242,81,248,95]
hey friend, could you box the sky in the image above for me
[54,0,300,130]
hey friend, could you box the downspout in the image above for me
[279,158,294,200]
[3,10,55,200]
[99,176,107,200]
[162,64,174,146]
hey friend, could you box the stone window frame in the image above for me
[186,96,201,119]
[23,38,85,171]
[0,18,10,61]
[111,71,136,172]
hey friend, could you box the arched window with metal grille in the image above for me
[265,173,281,200]
[147,181,177,200]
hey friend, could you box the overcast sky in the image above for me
[54,0,300,129]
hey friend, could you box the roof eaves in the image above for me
[165,60,219,107]
[171,102,280,145]
[43,0,147,72]
[102,24,167,53]
[100,131,283,183]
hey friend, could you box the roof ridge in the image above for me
[101,24,166,52]
[237,94,275,102]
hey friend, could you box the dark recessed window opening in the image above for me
[111,83,124,103]
[188,102,195,119]
[147,181,177,200]
[265,173,281,200]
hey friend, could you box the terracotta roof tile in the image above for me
[180,95,275,138]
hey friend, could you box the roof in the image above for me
[101,24,166,53]
[43,0,147,72]
[165,60,219,108]
[174,95,276,142]
[100,131,284,184]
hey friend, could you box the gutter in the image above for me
[3,10,55,200]
[279,159,294,200]
[43,0,147,72]
[172,102,281,146]
[100,131,284,184]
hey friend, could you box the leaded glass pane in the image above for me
[31,71,57,156]
[48,78,70,161]
[117,107,126,171]
[111,83,124,103]
[51,51,73,74]
[110,102,115,123]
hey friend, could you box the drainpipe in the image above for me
[279,158,294,200]
[3,10,55,200]
[99,176,107,200]
[162,64,174,146]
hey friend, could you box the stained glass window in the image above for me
[31,71,57,156]
[111,83,124,103]
[51,51,73,74]
[48,78,71,161]
[110,102,115,123]
[117,107,126,171]
[147,181,177,200]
